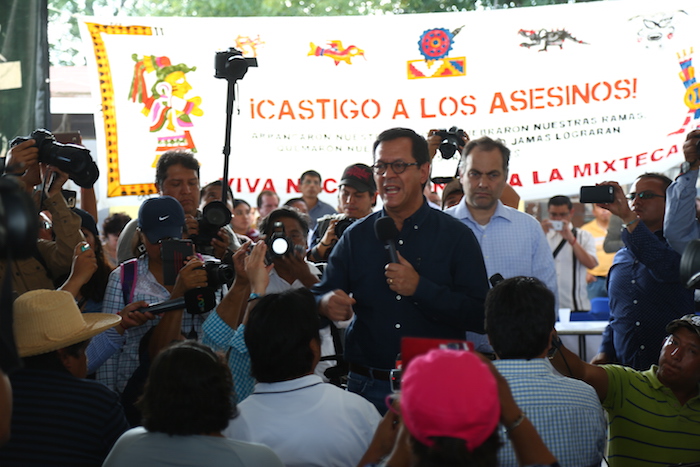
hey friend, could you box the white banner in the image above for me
[80,0,700,207]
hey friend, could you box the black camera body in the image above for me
[434,126,466,160]
[203,259,235,289]
[214,47,258,82]
[335,216,357,238]
[10,129,99,188]
[318,213,357,240]
[266,221,296,263]
[190,201,232,255]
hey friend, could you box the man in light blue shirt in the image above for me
[444,136,557,295]
[664,128,700,255]
[486,276,606,467]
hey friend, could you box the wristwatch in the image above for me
[680,159,700,176]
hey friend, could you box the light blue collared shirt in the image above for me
[445,200,558,297]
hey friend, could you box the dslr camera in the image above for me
[214,47,258,82]
[317,213,357,240]
[203,259,235,289]
[190,201,232,255]
[10,129,99,188]
[265,221,302,263]
[434,126,467,160]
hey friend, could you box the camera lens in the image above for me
[271,237,289,255]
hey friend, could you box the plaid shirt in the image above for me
[96,256,210,393]
[493,359,606,467]
[202,314,254,403]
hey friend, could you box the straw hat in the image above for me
[13,289,122,357]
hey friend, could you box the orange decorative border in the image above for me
[86,23,157,197]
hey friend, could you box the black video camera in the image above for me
[10,129,99,188]
[214,47,258,82]
[434,126,467,160]
[190,201,232,255]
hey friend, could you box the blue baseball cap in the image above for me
[138,196,186,244]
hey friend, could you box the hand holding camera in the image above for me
[244,241,272,295]
[428,127,468,160]
[10,129,99,189]
[171,257,208,301]
[4,139,39,177]
[594,181,633,219]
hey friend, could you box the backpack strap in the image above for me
[120,259,138,304]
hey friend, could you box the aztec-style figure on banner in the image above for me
[128,54,203,155]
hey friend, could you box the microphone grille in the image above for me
[374,216,399,242]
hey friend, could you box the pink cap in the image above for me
[401,349,500,451]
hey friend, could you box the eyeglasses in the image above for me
[626,191,666,201]
[372,161,419,175]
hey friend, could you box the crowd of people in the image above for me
[0,125,699,467]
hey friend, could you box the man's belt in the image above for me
[348,363,392,381]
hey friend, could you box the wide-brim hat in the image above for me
[13,289,121,357]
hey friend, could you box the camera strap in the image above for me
[552,238,567,258]
[120,259,138,304]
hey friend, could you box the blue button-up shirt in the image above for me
[664,169,700,254]
[312,202,489,370]
[445,200,557,297]
[601,222,694,370]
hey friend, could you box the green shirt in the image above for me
[603,364,700,466]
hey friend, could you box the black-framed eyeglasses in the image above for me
[372,161,420,175]
[626,191,666,201]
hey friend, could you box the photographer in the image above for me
[427,128,521,209]
[542,195,597,313]
[308,163,377,262]
[260,207,321,291]
[592,175,694,370]
[116,150,240,264]
[97,196,210,401]
[0,139,84,296]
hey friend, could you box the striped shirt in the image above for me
[603,364,700,466]
[494,359,606,467]
[0,369,128,466]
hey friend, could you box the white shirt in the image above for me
[224,375,381,467]
[546,225,596,311]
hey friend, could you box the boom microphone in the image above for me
[374,216,399,263]
[140,288,216,315]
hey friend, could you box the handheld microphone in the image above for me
[489,273,504,287]
[374,216,399,263]
[140,288,216,315]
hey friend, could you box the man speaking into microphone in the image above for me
[312,128,489,413]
